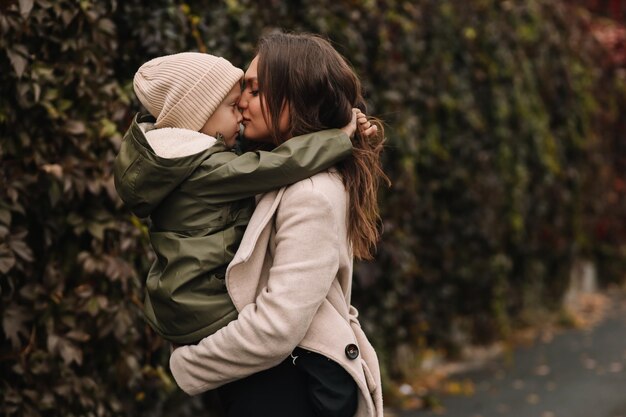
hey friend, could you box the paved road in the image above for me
[399,297,626,417]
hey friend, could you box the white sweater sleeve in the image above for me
[168,182,340,395]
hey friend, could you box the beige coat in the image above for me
[169,171,383,417]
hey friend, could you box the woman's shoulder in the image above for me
[273,171,347,232]
[282,170,346,206]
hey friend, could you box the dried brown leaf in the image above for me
[41,163,63,180]
[18,0,33,17]
[7,46,28,78]
[66,330,90,343]
[2,305,31,348]
[0,207,11,226]
[0,243,16,274]
[8,238,34,262]
[59,339,83,365]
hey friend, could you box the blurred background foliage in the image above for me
[1,0,625,415]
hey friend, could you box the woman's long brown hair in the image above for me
[256,32,390,260]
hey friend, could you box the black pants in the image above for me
[217,351,357,417]
[217,356,316,417]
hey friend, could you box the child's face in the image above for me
[200,83,243,148]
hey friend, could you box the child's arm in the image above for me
[194,128,352,203]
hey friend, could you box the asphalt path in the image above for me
[399,296,626,417]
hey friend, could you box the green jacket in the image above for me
[114,113,352,343]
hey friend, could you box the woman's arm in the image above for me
[169,181,340,395]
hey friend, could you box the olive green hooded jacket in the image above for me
[114,113,352,343]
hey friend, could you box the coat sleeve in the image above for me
[168,182,340,395]
[194,130,351,204]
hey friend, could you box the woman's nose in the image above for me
[238,96,247,110]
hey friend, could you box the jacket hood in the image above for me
[114,114,219,218]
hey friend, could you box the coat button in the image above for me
[345,343,359,360]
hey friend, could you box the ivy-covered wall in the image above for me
[1,0,624,415]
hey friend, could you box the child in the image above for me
[114,52,354,345]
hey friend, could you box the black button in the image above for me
[345,344,359,360]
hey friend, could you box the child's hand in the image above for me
[340,109,358,138]
[341,109,379,139]
[356,109,378,138]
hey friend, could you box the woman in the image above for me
[169,32,387,417]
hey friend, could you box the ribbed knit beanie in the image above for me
[133,52,244,131]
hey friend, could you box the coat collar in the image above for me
[234,188,285,263]
[224,187,286,311]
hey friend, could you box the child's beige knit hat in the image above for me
[133,52,244,131]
